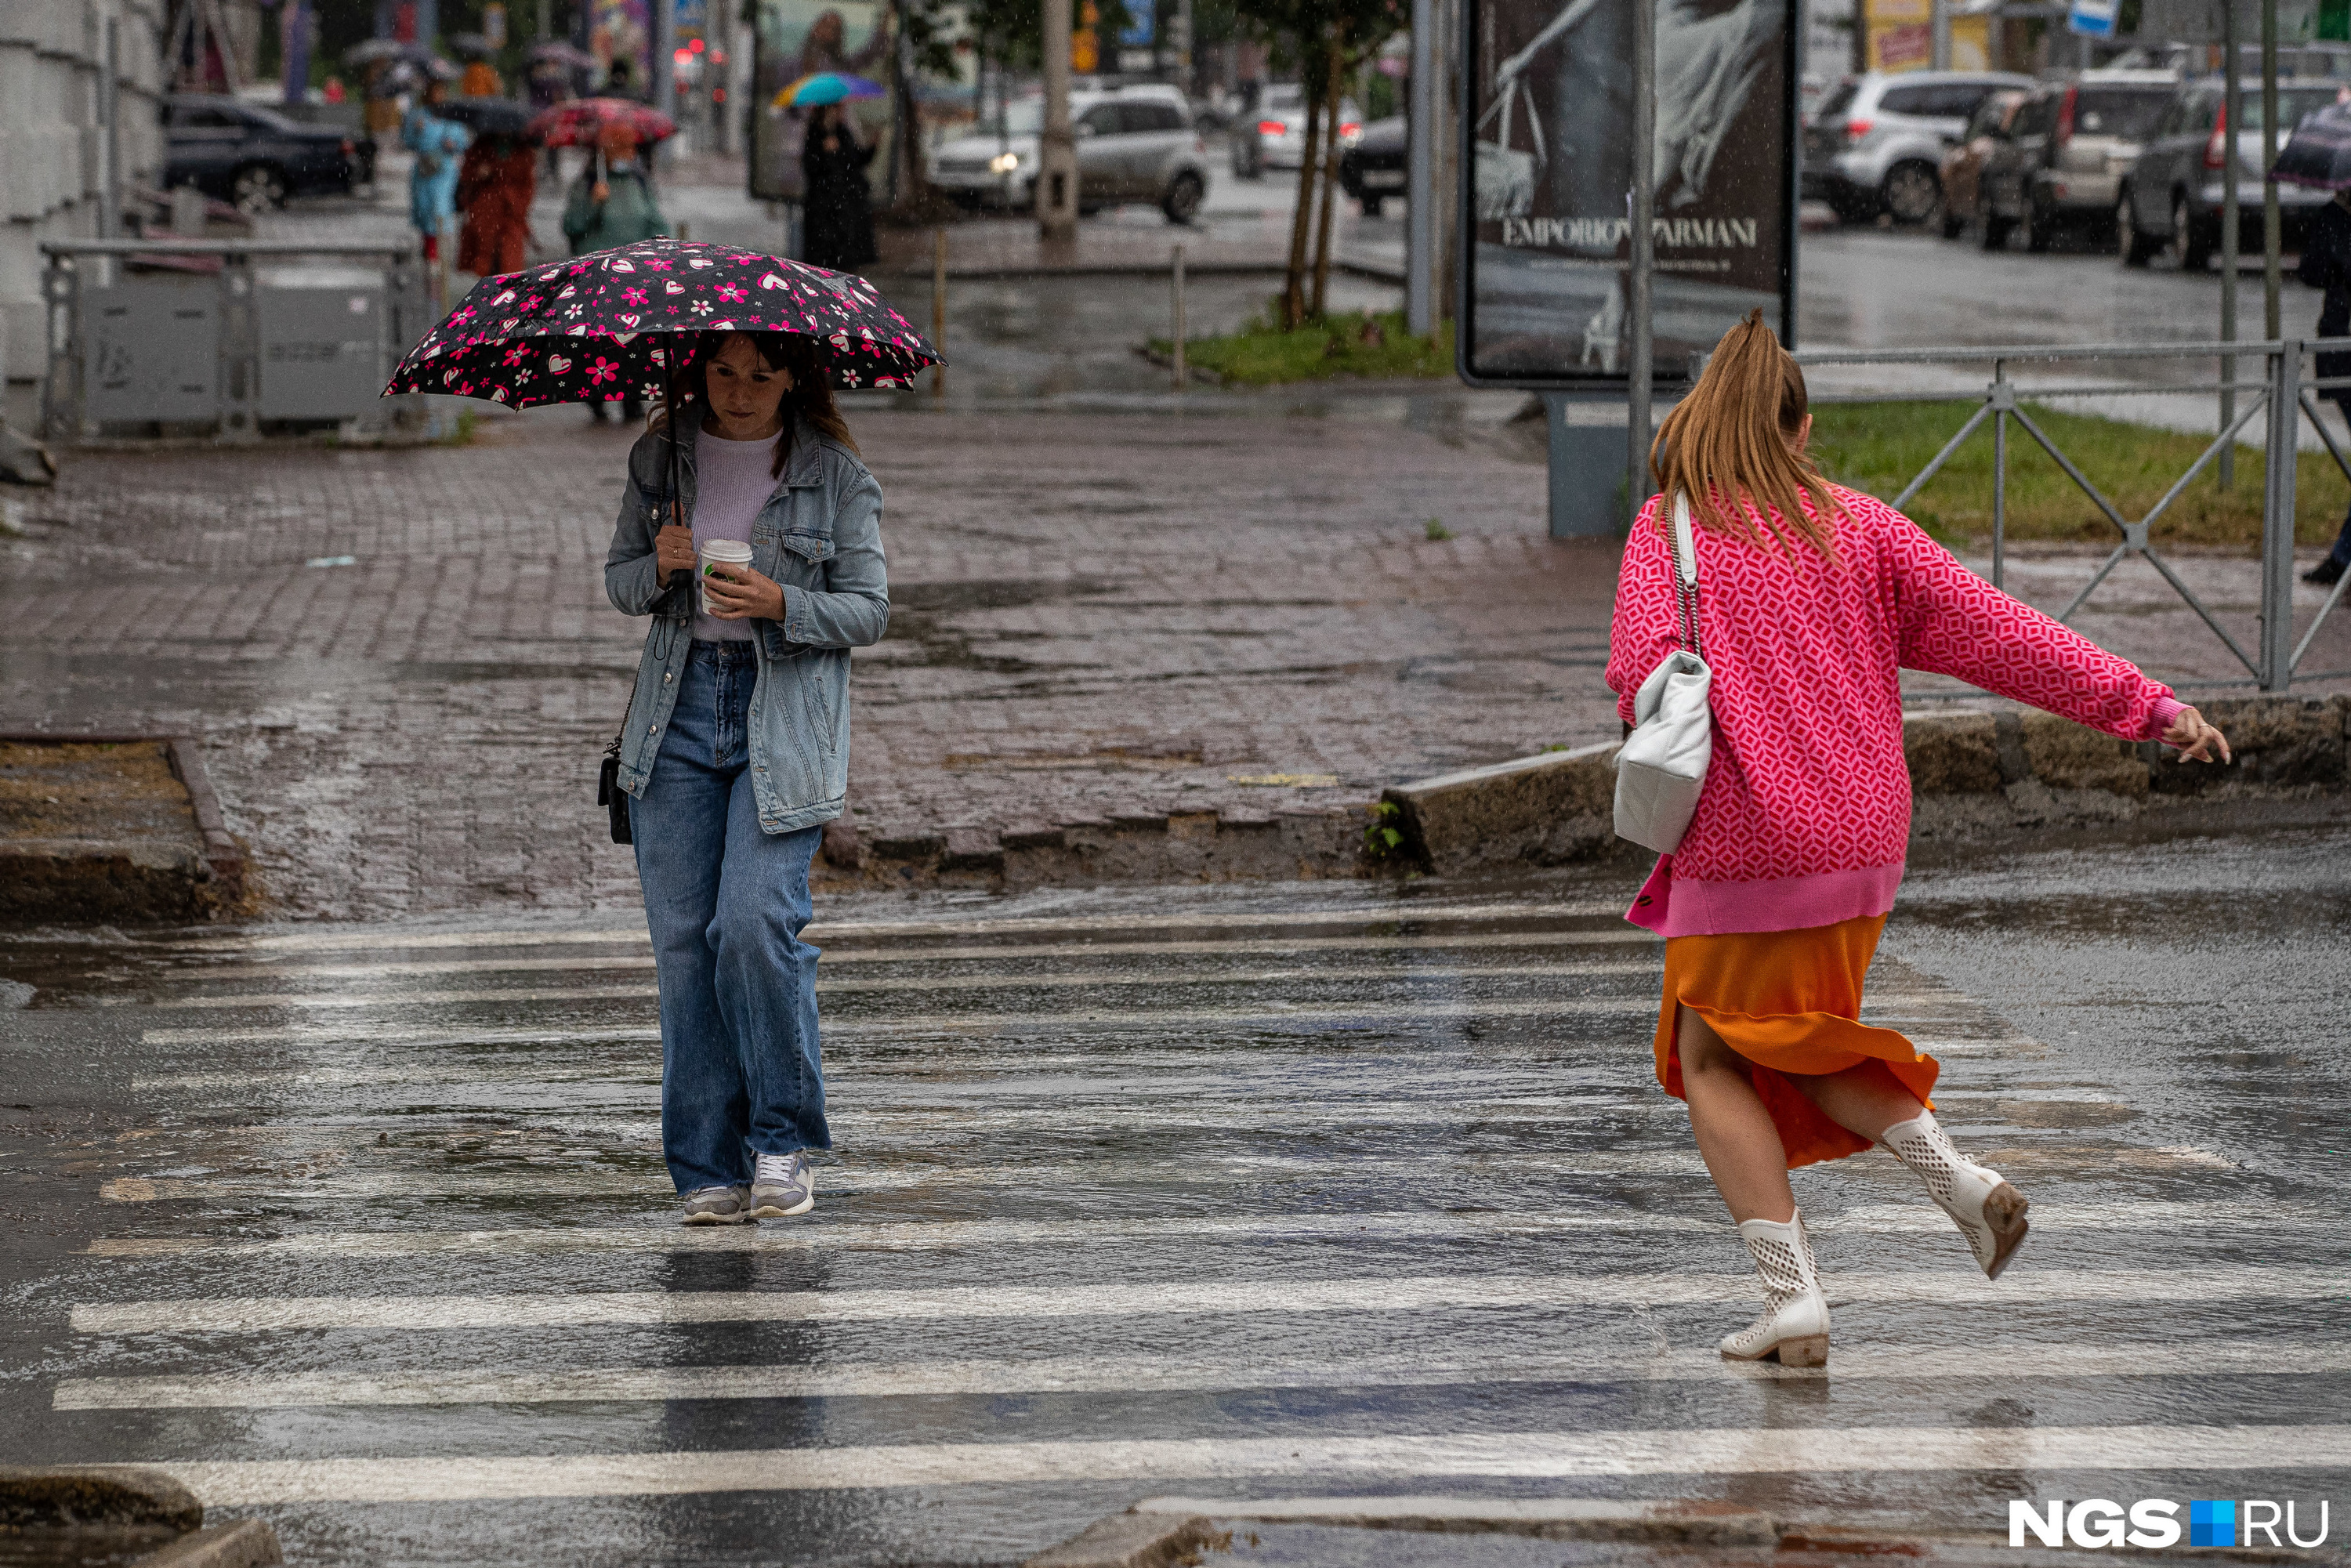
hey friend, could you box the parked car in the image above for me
[1338,114,1406,215]
[1244,81,1362,173]
[163,93,364,211]
[2118,77,2343,269]
[1938,88,2027,238]
[929,85,1212,223]
[1975,72,2178,251]
[1803,70,2034,224]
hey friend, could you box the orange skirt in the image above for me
[1653,913,1939,1170]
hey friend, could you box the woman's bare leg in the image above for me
[1787,1059,1925,1143]
[1674,1005,1796,1224]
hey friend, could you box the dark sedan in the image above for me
[164,95,364,212]
[1339,114,1406,215]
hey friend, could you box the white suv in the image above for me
[1805,71,2035,224]
[929,85,1213,223]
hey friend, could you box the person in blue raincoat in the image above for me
[402,77,471,264]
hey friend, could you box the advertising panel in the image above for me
[1459,0,1799,387]
[748,0,889,202]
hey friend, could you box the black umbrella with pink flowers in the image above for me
[382,236,940,410]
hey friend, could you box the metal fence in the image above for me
[1791,338,2351,693]
[39,239,425,445]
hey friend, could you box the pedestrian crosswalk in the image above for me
[25,891,2351,1563]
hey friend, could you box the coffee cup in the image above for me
[698,539,754,616]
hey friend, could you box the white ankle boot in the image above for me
[1719,1208,1831,1367]
[1881,1109,2030,1280]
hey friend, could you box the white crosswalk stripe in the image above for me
[53,1338,2351,1410]
[149,961,1663,1011]
[171,929,1666,985]
[136,1425,2351,1506]
[67,1267,2350,1335]
[98,1137,2234,1204]
[179,901,1633,956]
[71,1199,2318,1260]
[139,991,1977,1047]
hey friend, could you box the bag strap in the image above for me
[1669,491,1703,658]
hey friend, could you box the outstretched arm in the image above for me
[1885,503,2230,762]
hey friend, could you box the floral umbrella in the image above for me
[381,237,940,410]
[526,96,678,147]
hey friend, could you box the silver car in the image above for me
[930,86,1212,223]
[1248,81,1362,172]
[1804,70,2035,224]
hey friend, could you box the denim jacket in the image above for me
[604,415,889,834]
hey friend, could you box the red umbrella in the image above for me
[527,96,677,148]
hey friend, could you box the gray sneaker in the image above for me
[749,1151,814,1218]
[681,1185,752,1225]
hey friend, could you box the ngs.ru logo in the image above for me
[2010,1499,2332,1549]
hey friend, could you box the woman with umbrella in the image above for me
[609,326,888,1222]
[454,103,538,279]
[563,119,672,420]
[401,77,472,272]
[801,100,878,272]
[383,238,937,1222]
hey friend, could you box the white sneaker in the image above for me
[682,1186,752,1226]
[1881,1109,2030,1279]
[749,1150,814,1219]
[1719,1208,1831,1367]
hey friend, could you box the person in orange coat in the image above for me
[457,131,537,278]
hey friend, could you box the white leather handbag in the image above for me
[1613,493,1713,854]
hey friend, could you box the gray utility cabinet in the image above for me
[42,241,423,441]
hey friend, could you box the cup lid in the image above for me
[700,539,755,560]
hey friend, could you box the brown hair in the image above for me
[1649,310,1843,561]
[662,330,860,476]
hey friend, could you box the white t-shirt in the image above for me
[690,427,782,643]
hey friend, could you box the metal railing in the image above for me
[1792,338,2351,693]
[39,239,424,445]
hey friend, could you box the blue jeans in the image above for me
[629,641,831,1193]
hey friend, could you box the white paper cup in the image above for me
[698,539,754,616]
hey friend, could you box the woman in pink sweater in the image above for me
[1605,314,2231,1368]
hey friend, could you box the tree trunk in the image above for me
[1309,36,1345,319]
[1281,58,1322,328]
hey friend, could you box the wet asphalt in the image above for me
[2,808,2347,1565]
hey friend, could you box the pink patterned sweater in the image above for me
[1605,485,2186,938]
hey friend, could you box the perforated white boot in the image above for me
[1719,1209,1831,1367]
[1881,1109,2030,1280]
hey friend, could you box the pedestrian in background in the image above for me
[602,330,890,1225]
[459,53,502,97]
[2297,186,2351,587]
[564,121,669,422]
[457,127,537,279]
[401,77,471,269]
[1606,312,2230,1368]
[799,103,876,273]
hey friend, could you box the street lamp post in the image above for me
[1625,0,1656,524]
[1040,0,1079,241]
[1407,0,1434,337]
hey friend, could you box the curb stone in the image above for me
[0,1465,202,1530]
[1130,1494,1779,1545]
[1382,696,2351,876]
[0,1468,281,1567]
[1022,1510,1223,1568]
[0,733,248,923]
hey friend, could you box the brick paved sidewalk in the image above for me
[5,405,2346,921]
